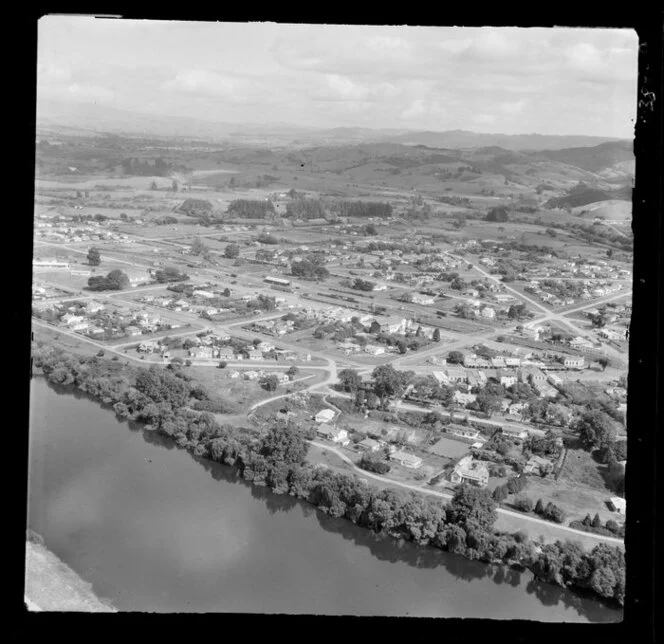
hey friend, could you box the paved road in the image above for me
[309,440,624,546]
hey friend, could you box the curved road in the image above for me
[309,440,624,547]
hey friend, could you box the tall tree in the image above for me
[575,410,618,451]
[87,247,101,266]
[224,243,240,259]
[338,368,362,393]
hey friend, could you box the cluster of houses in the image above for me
[36,299,177,339]
[34,213,130,245]
[227,369,291,383]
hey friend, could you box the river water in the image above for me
[27,378,622,620]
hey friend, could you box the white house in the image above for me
[390,450,423,469]
[608,497,626,514]
[317,424,349,445]
[450,456,489,488]
[357,438,381,452]
[564,356,586,369]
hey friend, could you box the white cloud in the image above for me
[499,100,526,115]
[163,70,238,97]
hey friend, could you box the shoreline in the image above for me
[29,362,624,611]
[24,536,117,613]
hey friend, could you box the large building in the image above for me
[450,456,489,488]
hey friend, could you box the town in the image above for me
[32,129,631,554]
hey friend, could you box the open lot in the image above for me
[427,435,472,459]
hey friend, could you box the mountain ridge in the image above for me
[37,99,630,151]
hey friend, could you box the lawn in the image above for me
[427,435,471,459]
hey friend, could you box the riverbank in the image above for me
[29,347,625,609]
[25,537,117,612]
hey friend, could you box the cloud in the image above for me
[162,70,238,97]
[499,100,526,115]
[318,75,402,103]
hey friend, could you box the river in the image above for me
[27,378,622,620]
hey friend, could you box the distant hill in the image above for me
[386,129,627,151]
[534,141,635,173]
[36,100,630,151]
[544,182,633,210]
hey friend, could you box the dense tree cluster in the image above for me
[179,198,213,215]
[486,206,509,222]
[31,344,626,607]
[291,258,330,280]
[87,269,130,291]
[154,266,189,283]
[285,197,327,220]
[227,199,275,219]
[333,201,393,219]
[359,452,391,474]
[120,157,182,177]
[351,278,375,292]
[574,410,619,451]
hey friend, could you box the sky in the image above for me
[37,17,639,137]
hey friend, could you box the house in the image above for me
[444,367,467,384]
[364,344,386,356]
[490,356,506,368]
[125,270,151,287]
[570,336,594,350]
[537,385,558,398]
[608,497,626,514]
[481,307,496,319]
[501,426,529,442]
[521,326,542,341]
[412,293,435,305]
[138,341,159,353]
[125,326,142,337]
[453,391,477,406]
[508,402,528,416]
[217,346,235,360]
[247,349,264,360]
[84,301,105,314]
[190,346,215,359]
[447,426,481,440]
[498,370,517,387]
[524,455,553,476]
[357,438,382,452]
[389,450,423,469]
[564,356,586,369]
[450,456,489,488]
[317,424,349,445]
[519,366,547,386]
[315,409,336,424]
[505,357,521,368]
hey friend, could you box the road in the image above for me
[309,440,624,546]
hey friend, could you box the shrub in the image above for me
[514,496,533,513]
[543,502,566,524]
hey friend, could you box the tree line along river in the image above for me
[27,377,622,620]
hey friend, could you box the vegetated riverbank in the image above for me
[30,343,625,608]
[25,531,117,612]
